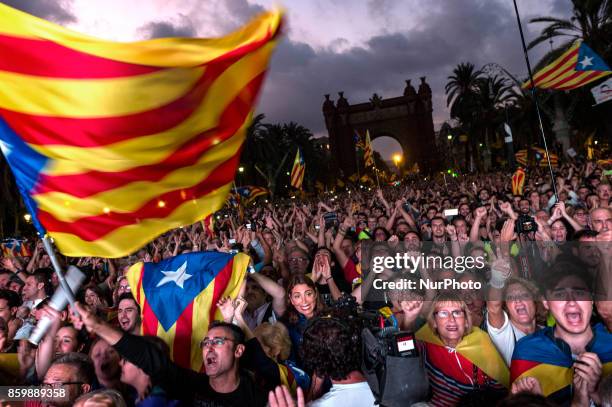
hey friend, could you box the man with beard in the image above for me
[73,302,278,406]
[428,217,448,256]
[117,293,141,335]
[511,265,611,406]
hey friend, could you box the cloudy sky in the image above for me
[1,0,573,158]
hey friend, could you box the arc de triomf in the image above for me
[322,77,438,177]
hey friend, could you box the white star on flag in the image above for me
[0,139,11,158]
[580,56,593,68]
[156,261,192,289]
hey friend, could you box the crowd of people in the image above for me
[0,160,611,407]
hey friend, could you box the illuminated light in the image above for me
[103,207,110,214]
[265,199,268,203]
[216,215,221,219]
[447,135,452,140]
[447,169,452,174]
[392,153,402,164]
[238,166,244,173]
[594,140,599,145]
[157,200,166,208]
[286,171,290,175]
[23,214,31,222]
[291,196,296,199]
[326,144,330,149]
[479,143,483,147]
[348,191,351,194]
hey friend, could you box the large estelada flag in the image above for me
[290,148,305,189]
[523,41,611,90]
[364,130,374,167]
[0,3,282,258]
[127,251,250,370]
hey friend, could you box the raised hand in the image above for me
[216,296,236,323]
[475,206,487,219]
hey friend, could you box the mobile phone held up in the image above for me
[443,208,458,217]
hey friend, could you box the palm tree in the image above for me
[445,62,484,170]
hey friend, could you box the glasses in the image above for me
[288,258,309,264]
[548,288,592,301]
[200,337,234,348]
[434,310,465,319]
[42,381,84,389]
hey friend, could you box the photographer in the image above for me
[300,309,375,406]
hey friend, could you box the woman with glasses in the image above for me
[416,292,509,406]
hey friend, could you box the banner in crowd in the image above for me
[515,148,558,168]
[522,41,611,90]
[0,3,282,258]
[127,251,250,370]
[290,148,305,189]
[511,168,525,195]
[232,185,268,205]
[0,238,32,258]
[591,76,612,105]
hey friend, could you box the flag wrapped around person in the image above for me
[416,324,509,387]
[290,148,305,189]
[0,3,282,258]
[364,130,374,167]
[522,41,611,90]
[511,168,526,196]
[126,251,250,370]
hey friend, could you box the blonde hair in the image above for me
[253,322,292,361]
[426,292,473,338]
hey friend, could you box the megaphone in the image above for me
[29,266,86,345]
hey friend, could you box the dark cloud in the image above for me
[138,17,197,39]
[256,0,562,148]
[0,0,75,23]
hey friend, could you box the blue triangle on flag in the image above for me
[576,43,611,72]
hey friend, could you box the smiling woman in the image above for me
[416,292,509,406]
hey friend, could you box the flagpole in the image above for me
[42,236,78,314]
[512,0,558,199]
[373,167,381,189]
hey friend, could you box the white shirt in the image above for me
[308,381,376,407]
[486,310,527,366]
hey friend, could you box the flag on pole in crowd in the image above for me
[290,148,305,189]
[585,133,595,159]
[201,215,215,238]
[0,3,282,258]
[364,130,374,167]
[126,251,250,370]
[232,185,268,205]
[515,148,558,168]
[522,41,611,90]
[354,131,364,150]
[511,168,526,196]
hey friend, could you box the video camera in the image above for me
[515,214,538,235]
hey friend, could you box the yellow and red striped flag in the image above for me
[127,251,249,370]
[290,148,305,189]
[511,168,526,196]
[364,130,374,167]
[523,41,611,90]
[0,3,282,258]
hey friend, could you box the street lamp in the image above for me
[447,135,452,140]
[392,153,402,167]
[238,166,244,173]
